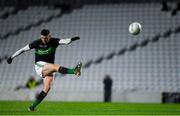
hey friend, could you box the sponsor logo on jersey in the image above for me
[35,47,56,55]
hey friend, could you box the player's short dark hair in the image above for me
[41,29,50,36]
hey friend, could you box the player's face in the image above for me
[40,34,51,44]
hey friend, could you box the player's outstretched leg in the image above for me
[42,62,82,77]
[57,62,82,76]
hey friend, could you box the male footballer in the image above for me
[7,29,82,111]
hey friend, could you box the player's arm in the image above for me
[59,36,80,45]
[7,44,31,64]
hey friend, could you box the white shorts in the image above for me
[35,61,47,77]
[35,61,55,77]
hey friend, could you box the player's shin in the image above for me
[58,66,75,74]
[30,91,47,110]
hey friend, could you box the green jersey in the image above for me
[29,38,60,63]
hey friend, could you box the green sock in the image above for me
[31,91,47,108]
[58,67,75,74]
[67,68,75,74]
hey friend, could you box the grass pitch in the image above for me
[0,101,180,115]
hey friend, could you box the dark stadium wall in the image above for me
[0,0,177,7]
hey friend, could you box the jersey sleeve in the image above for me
[59,38,72,45]
[52,38,60,46]
[11,44,31,59]
[29,40,39,49]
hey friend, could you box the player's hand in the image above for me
[7,57,13,64]
[71,36,80,41]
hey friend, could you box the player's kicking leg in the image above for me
[42,62,82,77]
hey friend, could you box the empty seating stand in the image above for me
[0,3,179,100]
